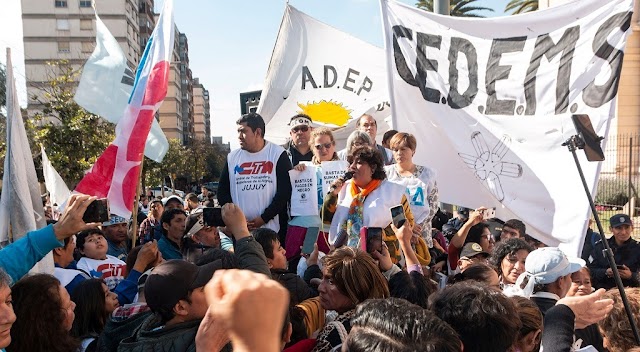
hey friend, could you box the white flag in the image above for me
[259,5,390,146]
[380,0,633,255]
[41,146,71,207]
[0,48,52,273]
[74,8,169,162]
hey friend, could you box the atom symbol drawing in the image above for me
[458,131,523,201]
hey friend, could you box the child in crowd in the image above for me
[76,229,127,291]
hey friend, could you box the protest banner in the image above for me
[320,160,350,196]
[75,0,175,219]
[74,7,169,162]
[289,166,319,216]
[259,4,390,147]
[381,0,633,255]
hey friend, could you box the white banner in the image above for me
[259,5,390,146]
[320,160,350,197]
[381,0,633,255]
[289,167,318,216]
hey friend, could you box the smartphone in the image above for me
[202,207,225,227]
[83,198,110,223]
[390,205,406,228]
[571,114,605,161]
[302,227,320,255]
[366,227,383,254]
[482,208,496,220]
[334,229,348,248]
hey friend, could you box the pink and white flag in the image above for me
[75,0,175,218]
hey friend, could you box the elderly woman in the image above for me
[336,130,372,161]
[312,247,389,352]
[323,146,430,264]
[288,128,348,256]
[567,267,604,351]
[8,274,79,352]
[385,132,439,248]
[489,238,534,294]
[598,288,640,352]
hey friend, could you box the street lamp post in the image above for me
[434,0,450,15]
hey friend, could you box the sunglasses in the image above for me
[314,143,333,150]
[292,125,309,133]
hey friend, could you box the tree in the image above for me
[416,0,494,17]
[0,64,5,109]
[505,0,538,14]
[28,61,115,186]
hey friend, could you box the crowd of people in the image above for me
[1,111,640,352]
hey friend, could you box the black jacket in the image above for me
[97,311,153,352]
[588,237,640,290]
[117,314,199,352]
[271,264,321,305]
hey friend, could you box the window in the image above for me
[81,41,94,53]
[54,0,67,7]
[56,19,70,31]
[80,19,92,30]
[79,0,91,7]
[57,42,70,53]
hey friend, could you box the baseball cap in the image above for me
[102,214,129,227]
[162,195,184,207]
[144,259,221,313]
[184,210,205,238]
[610,214,633,228]
[460,242,489,259]
[457,207,470,218]
[288,115,312,130]
[515,247,585,297]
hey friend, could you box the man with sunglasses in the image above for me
[283,113,313,166]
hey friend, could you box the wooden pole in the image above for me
[131,165,143,247]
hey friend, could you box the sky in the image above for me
[0,0,511,149]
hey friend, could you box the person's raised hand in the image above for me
[372,242,393,272]
[293,164,307,172]
[391,222,413,245]
[329,179,344,196]
[556,288,613,329]
[53,194,100,241]
[196,305,230,352]
[133,241,160,273]
[204,269,289,352]
[468,207,486,226]
[221,203,250,239]
[306,243,320,267]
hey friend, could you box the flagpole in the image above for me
[131,167,142,247]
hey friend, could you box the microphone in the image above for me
[329,171,354,193]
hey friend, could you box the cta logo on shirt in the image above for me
[234,161,274,175]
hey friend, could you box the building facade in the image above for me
[192,77,210,142]
[22,0,142,111]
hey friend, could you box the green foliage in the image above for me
[0,64,5,108]
[142,138,227,189]
[505,0,538,14]
[28,61,115,186]
[596,177,639,206]
[416,0,494,17]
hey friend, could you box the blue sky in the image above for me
[0,0,511,148]
[156,0,511,148]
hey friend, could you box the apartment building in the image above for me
[192,77,211,143]
[22,0,141,111]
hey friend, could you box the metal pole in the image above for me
[564,135,640,345]
[434,0,450,15]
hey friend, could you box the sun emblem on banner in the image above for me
[297,100,352,127]
[458,132,523,202]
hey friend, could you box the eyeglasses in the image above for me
[314,143,333,150]
[292,125,309,133]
